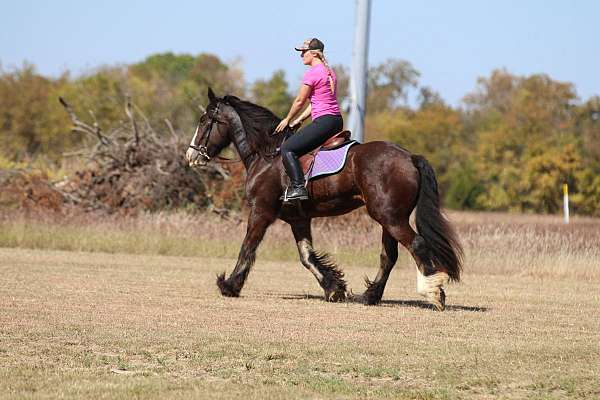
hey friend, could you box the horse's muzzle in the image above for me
[186,148,208,167]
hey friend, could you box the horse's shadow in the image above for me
[279,293,488,312]
[379,299,487,312]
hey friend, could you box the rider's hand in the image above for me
[275,117,290,133]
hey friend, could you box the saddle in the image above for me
[299,130,352,175]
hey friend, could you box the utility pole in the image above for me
[348,0,372,143]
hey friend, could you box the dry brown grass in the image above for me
[1,209,599,280]
[1,210,600,399]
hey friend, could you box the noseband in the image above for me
[189,103,221,162]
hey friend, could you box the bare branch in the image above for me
[125,97,139,146]
[164,118,178,140]
[132,102,159,139]
[59,97,111,145]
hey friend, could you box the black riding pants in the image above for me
[280,114,343,186]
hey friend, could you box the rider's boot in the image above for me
[281,151,309,201]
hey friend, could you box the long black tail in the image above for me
[411,155,463,282]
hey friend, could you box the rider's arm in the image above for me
[275,84,311,132]
[291,104,311,127]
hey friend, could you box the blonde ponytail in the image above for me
[311,50,335,94]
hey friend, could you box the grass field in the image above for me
[1,211,600,399]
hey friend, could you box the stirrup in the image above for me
[280,186,309,202]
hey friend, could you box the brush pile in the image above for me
[0,98,245,218]
[53,97,240,215]
[0,169,65,213]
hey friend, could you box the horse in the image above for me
[186,88,463,311]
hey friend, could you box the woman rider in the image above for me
[275,38,343,202]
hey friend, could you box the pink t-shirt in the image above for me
[302,63,341,120]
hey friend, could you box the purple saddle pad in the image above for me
[305,141,358,181]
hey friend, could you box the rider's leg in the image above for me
[280,150,306,194]
[280,115,343,200]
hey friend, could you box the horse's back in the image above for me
[347,141,420,214]
[281,141,420,220]
[349,141,417,181]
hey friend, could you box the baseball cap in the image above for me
[294,38,325,52]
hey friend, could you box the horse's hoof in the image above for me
[331,291,347,302]
[363,294,381,306]
[362,282,383,305]
[346,289,357,302]
[216,273,240,297]
[325,288,347,302]
[427,288,446,311]
[334,289,349,302]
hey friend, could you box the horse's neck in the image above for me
[226,108,256,170]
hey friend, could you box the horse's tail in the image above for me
[411,155,463,282]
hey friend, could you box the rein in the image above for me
[262,125,300,159]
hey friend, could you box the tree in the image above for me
[465,69,583,213]
[575,96,600,162]
[368,101,468,199]
[418,86,445,109]
[129,52,196,85]
[127,52,245,130]
[0,64,73,161]
[367,59,420,113]
[332,64,350,110]
[0,53,247,163]
[250,70,293,118]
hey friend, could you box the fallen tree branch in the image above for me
[58,97,111,145]
[53,96,237,215]
[125,97,139,146]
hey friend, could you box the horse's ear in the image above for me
[207,87,216,103]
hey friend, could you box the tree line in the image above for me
[1,52,598,215]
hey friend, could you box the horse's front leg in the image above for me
[290,219,347,302]
[216,209,274,297]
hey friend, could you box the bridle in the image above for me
[189,103,220,162]
[188,103,242,164]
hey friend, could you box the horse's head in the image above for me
[186,88,233,167]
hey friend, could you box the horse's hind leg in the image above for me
[290,219,347,302]
[384,223,448,311]
[409,234,449,311]
[363,229,398,305]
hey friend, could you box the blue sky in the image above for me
[1,0,597,105]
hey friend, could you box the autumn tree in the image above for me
[127,52,245,130]
[464,69,586,213]
[0,64,73,161]
[250,70,293,118]
[367,59,420,113]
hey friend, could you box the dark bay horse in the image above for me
[186,88,463,311]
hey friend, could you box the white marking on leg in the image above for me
[416,266,449,296]
[298,239,324,282]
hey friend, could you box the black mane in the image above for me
[223,95,287,157]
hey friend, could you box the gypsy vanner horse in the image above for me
[186,88,463,311]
